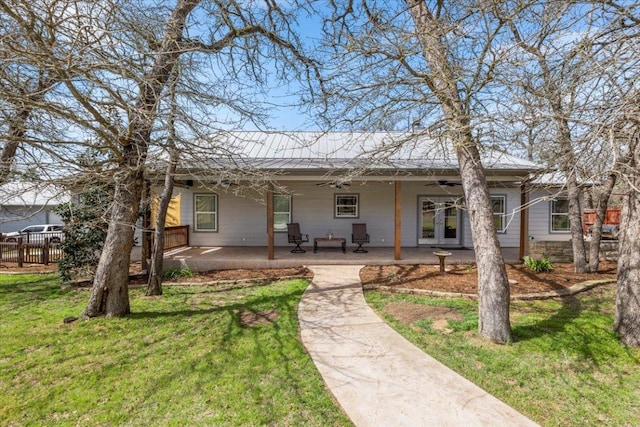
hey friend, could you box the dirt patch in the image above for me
[360,262,617,295]
[384,302,463,331]
[238,309,280,327]
[0,263,58,274]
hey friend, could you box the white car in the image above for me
[3,224,65,243]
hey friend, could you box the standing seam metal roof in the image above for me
[196,131,541,172]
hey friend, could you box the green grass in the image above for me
[0,274,352,426]
[365,286,640,427]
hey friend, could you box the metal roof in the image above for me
[177,131,542,176]
[0,182,69,206]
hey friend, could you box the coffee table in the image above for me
[314,237,346,253]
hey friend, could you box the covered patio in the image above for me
[161,245,521,271]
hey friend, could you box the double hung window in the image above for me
[551,199,570,232]
[491,196,506,233]
[335,194,359,218]
[195,194,217,231]
[274,194,291,231]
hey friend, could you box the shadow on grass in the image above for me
[0,273,65,303]
[512,294,582,340]
[127,285,333,425]
[511,286,632,363]
[128,287,305,323]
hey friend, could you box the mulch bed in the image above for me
[1,261,618,297]
[360,262,618,295]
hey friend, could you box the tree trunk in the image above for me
[583,187,594,210]
[81,0,200,317]
[147,68,180,296]
[554,114,589,272]
[147,142,178,296]
[407,0,511,343]
[614,139,640,347]
[0,107,29,185]
[457,137,512,343]
[146,203,166,297]
[81,154,143,317]
[588,173,616,272]
[565,171,589,272]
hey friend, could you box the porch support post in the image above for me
[267,183,275,260]
[395,181,402,260]
[519,180,530,260]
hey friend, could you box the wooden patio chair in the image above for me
[351,223,370,253]
[287,223,309,253]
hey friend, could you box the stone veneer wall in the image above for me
[528,240,618,263]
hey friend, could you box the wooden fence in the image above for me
[148,225,190,250]
[0,226,189,267]
[0,237,64,267]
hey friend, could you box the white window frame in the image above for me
[194,193,218,232]
[550,198,570,233]
[335,194,359,218]
[491,195,506,233]
[273,194,291,232]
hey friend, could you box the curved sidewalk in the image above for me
[298,265,539,427]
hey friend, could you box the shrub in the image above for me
[523,256,554,273]
[55,190,110,282]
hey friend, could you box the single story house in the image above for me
[0,182,67,233]
[150,131,575,259]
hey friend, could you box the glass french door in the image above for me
[419,197,460,245]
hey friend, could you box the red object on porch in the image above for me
[583,208,621,234]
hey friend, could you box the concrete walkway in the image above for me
[298,265,540,427]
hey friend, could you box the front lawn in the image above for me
[366,285,640,427]
[0,274,351,426]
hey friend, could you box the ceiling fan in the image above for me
[425,180,461,187]
[316,182,351,189]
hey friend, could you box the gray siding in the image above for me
[528,188,573,242]
[181,181,524,248]
[459,188,521,248]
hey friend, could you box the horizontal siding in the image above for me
[460,188,521,248]
[528,188,572,242]
[496,189,522,248]
[179,181,527,248]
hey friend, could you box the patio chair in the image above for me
[351,223,370,253]
[287,223,309,253]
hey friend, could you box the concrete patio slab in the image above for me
[298,265,539,427]
[160,245,521,271]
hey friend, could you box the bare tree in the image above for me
[501,3,597,273]
[321,0,513,342]
[77,0,317,317]
[0,0,95,184]
[2,0,320,316]
[406,0,513,343]
[146,70,180,296]
[615,111,640,346]
[80,0,201,317]
[583,3,640,346]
